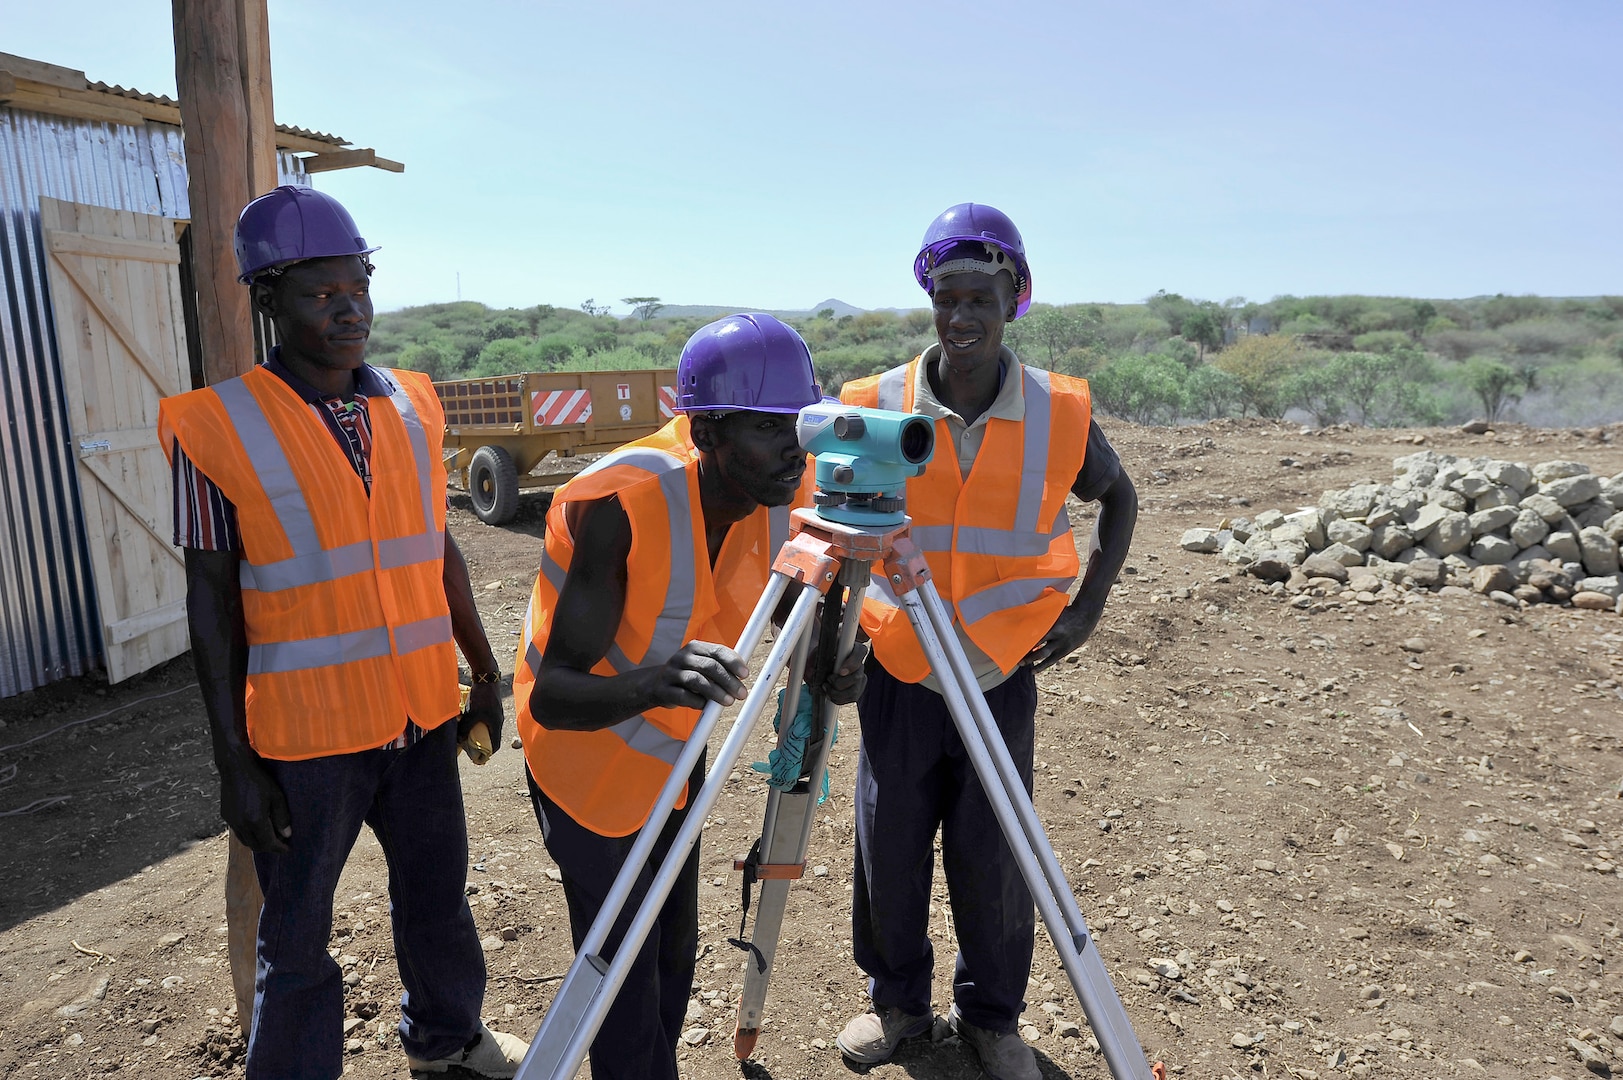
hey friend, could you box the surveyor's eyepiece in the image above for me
[898,415,933,464]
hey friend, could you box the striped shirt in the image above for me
[172,357,386,550]
[172,354,430,750]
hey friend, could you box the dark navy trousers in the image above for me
[852,657,1037,1035]
[249,720,485,1080]
[526,756,703,1080]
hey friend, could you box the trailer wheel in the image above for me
[468,445,520,525]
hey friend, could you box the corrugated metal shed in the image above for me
[0,105,307,698]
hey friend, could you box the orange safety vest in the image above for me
[840,357,1091,683]
[159,365,459,760]
[514,416,804,837]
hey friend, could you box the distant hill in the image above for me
[650,304,795,319]
[645,298,876,320]
[805,298,865,318]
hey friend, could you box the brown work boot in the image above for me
[836,1004,934,1064]
[948,1004,1039,1080]
[406,1023,529,1078]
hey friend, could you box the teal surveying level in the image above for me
[515,405,1161,1080]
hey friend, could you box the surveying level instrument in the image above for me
[516,405,1160,1080]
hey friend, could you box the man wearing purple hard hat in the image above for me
[836,204,1138,1080]
[514,313,867,1080]
[162,185,527,1078]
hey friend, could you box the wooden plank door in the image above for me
[40,197,191,683]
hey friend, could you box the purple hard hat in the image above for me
[234,185,379,283]
[675,314,822,414]
[913,202,1032,319]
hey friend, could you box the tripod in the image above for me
[516,507,1161,1080]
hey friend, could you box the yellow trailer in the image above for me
[434,368,678,524]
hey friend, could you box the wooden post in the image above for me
[173,0,253,387]
[172,0,277,1035]
[237,0,278,197]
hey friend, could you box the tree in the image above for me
[1006,305,1100,369]
[1180,308,1224,363]
[579,298,611,317]
[1145,290,1198,337]
[473,337,535,377]
[1328,351,1397,424]
[1090,354,1188,425]
[1285,356,1348,426]
[396,341,450,381]
[622,296,665,321]
[1184,363,1242,419]
[483,316,525,342]
[1461,356,1529,422]
[1213,333,1302,417]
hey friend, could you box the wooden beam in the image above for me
[273,130,348,153]
[301,148,405,174]
[173,0,256,387]
[105,600,187,646]
[0,52,86,90]
[0,75,185,125]
[0,86,149,128]
[47,230,183,265]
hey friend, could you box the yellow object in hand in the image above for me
[462,720,493,766]
[455,684,492,765]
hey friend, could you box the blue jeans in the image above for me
[248,721,485,1080]
[852,658,1038,1034]
[526,759,702,1080]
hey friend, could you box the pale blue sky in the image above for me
[11,2,1622,314]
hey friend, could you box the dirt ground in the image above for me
[3,418,1622,1080]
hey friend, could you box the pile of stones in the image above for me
[1181,452,1623,612]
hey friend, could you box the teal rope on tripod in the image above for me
[752,687,837,802]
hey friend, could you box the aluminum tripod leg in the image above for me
[515,575,816,1080]
[732,560,870,1058]
[898,581,1156,1080]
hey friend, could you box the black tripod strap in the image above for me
[726,837,768,974]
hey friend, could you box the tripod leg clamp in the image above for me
[732,857,804,880]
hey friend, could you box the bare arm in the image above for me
[442,529,504,751]
[530,496,748,731]
[1024,467,1139,671]
[443,530,499,675]
[184,547,291,852]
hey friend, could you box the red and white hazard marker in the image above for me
[532,388,593,426]
[658,385,678,419]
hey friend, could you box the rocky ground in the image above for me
[2,418,1621,1080]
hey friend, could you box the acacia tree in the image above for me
[622,296,665,321]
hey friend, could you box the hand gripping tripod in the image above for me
[516,500,1162,1080]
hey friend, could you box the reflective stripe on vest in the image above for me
[220,373,445,593]
[866,365,1075,619]
[584,449,695,675]
[525,446,694,769]
[877,366,908,412]
[246,613,452,675]
[769,504,790,561]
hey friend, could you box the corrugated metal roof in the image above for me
[0,105,307,697]
[84,81,349,147]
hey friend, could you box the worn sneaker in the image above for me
[407,1023,529,1078]
[836,1004,934,1064]
[948,1004,1039,1080]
